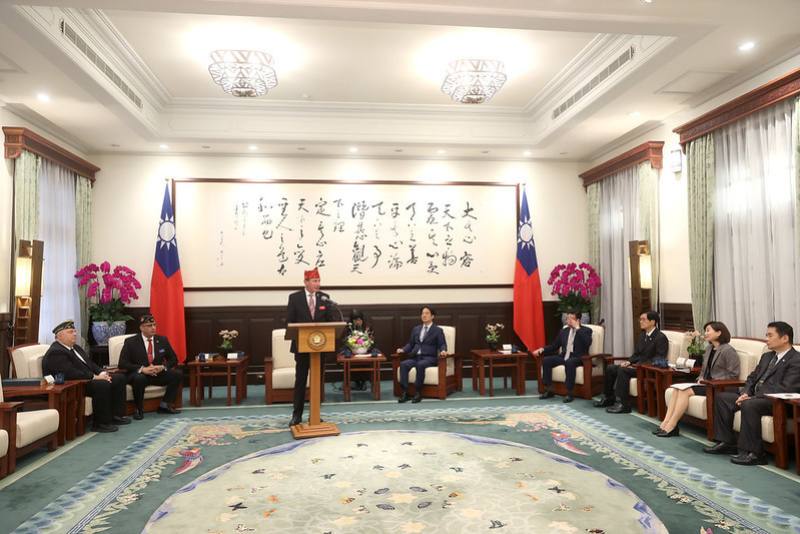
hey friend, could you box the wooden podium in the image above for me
[285,321,346,439]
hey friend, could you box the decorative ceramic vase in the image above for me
[91,320,127,346]
[353,346,369,355]
[487,341,498,352]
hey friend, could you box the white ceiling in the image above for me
[0,0,799,160]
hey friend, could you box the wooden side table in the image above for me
[470,349,527,396]
[187,356,250,407]
[789,399,800,475]
[638,365,699,419]
[2,380,85,445]
[336,354,386,401]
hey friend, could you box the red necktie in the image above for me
[147,338,154,365]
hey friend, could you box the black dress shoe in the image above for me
[593,397,615,408]
[398,393,410,403]
[703,442,738,455]
[92,423,118,433]
[112,416,131,425]
[289,417,302,427]
[411,394,422,404]
[562,395,574,403]
[133,409,144,421]
[539,390,555,400]
[652,426,665,435]
[655,427,680,438]
[730,452,767,465]
[606,403,631,414]
[157,406,181,415]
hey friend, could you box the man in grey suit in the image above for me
[704,321,800,465]
[396,306,447,404]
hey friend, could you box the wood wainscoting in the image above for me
[127,301,564,383]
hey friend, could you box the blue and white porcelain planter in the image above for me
[91,320,126,346]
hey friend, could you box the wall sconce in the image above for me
[669,148,682,173]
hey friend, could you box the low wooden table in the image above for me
[336,353,386,401]
[789,399,800,475]
[2,380,85,445]
[638,365,699,419]
[470,349,527,396]
[188,356,250,407]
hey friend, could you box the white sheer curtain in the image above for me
[713,98,800,336]
[598,166,640,356]
[38,159,82,344]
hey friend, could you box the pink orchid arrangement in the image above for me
[74,261,141,322]
[547,262,602,313]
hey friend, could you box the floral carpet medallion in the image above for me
[9,405,799,534]
[144,431,665,534]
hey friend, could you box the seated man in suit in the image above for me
[594,310,668,414]
[533,310,592,403]
[119,314,182,420]
[396,306,447,404]
[42,320,130,432]
[704,321,800,465]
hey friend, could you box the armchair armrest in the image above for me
[706,379,744,391]
[0,401,23,412]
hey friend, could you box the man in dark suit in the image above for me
[594,310,668,413]
[42,320,130,432]
[396,306,448,404]
[286,268,336,427]
[704,321,800,465]
[118,314,182,420]
[534,310,593,403]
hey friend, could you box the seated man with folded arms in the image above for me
[119,314,182,420]
[42,320,130,433]
[533,310,592,403]
[704,321,800,465]
[654,321,739,438]
[594,310,668,414]
[396,306,447,404]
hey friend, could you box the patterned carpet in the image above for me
[8,405,800,533]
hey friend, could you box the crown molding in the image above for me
[3,103,93,156]
[586,119,663,163]
[81,9,171,108]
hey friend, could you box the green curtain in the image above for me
[13,150,40,241]
[638,162,659,309]
[686,134,716,331]
[75,176,93,341]
[586,183,601,322]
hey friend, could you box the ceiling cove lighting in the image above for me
[738,41,755,52]
[208,50,278,97]
[441,59,507,104]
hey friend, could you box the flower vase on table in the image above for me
[346,330,373,358]
[547,262,602,324]
[485,323,504,352]
[217,329,239,361]
[76,261,141,346]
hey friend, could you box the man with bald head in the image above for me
[42,320,129,432]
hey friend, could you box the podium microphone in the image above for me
[320,295,344,321]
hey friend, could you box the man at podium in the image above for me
[286,268,335,426]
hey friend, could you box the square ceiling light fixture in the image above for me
[441,59,507,104]
[208,50,278,97]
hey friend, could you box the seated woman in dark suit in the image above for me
[655,321,739,437]
[340,309,378,390]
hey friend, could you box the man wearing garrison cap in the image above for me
[285,268,335,427]
[42,320,130,432]
[118,313,182,420]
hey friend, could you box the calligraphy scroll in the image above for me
[174,179,517,288]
